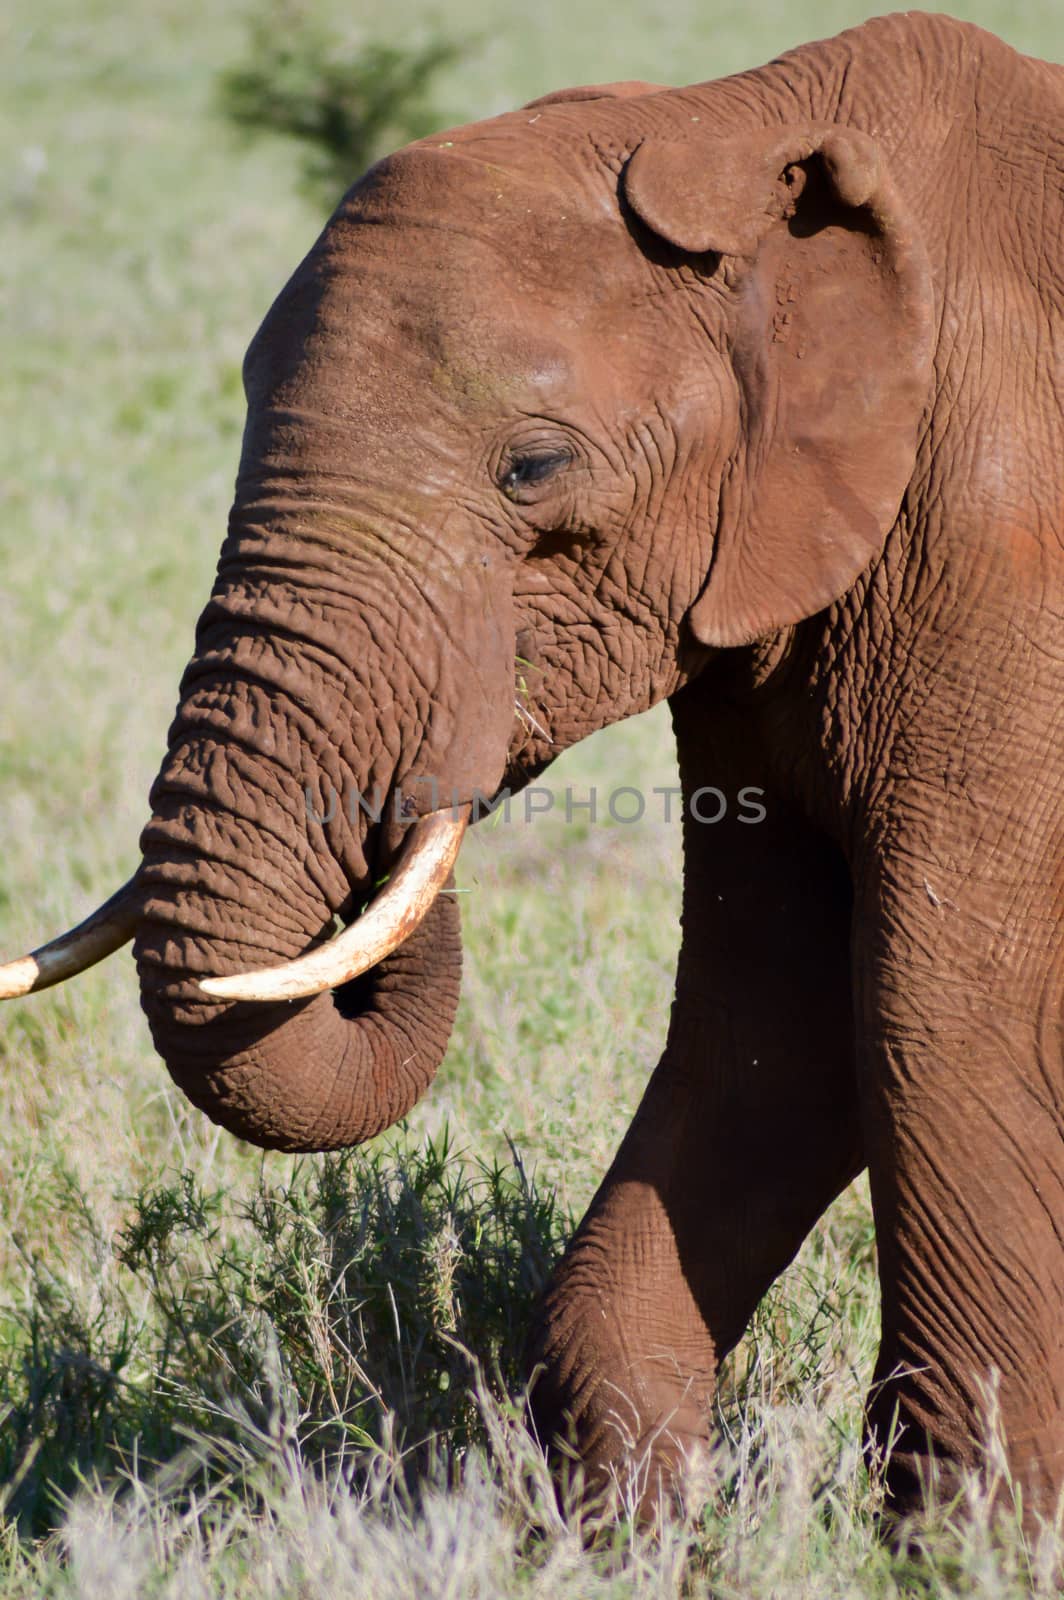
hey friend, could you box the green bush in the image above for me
[0,1135,567,1535]
[219,3,469,208]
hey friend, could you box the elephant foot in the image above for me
[866,1378,1064,1542]
[525,1307,715,1520]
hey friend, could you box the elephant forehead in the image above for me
[333,142,610,247]
[246,250,578,433]
[324,144,645,313]
[240,142,656,461]
[244,210,609,431]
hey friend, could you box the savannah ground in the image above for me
[1,1,1061,1593]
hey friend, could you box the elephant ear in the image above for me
[624,125,934,648]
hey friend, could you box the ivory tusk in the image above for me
[200,805,470,1003]
[0,875,141,1000]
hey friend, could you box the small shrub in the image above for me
[0,1133,567,1534]
[238,1130,566,1460]
[219,3,469,208]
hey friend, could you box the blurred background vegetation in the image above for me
[0,0,1061,1591]
[218,2,470,206]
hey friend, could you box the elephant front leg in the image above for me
[855,839,1064,1527]
[527,754,863,1510]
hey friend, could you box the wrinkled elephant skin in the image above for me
[10,14,1064,1527]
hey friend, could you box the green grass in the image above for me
[2,0,1062,1592]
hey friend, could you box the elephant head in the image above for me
[0,83,933,1151]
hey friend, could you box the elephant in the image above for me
[2,10,1062,1527]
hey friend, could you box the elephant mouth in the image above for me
[0,802,468,1005]
[499,750,553,799]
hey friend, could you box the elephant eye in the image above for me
[499,449,571,501]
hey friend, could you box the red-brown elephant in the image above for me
[3,12,1062,1525]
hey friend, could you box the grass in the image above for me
[1,0,1062,1591]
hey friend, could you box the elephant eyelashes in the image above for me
[499,449,572,502]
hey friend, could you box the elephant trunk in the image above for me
[136,882,463,1153]
[132,518,513,1151]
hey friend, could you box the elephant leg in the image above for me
[855,851,1064,1526]
[527,717,864,1508]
